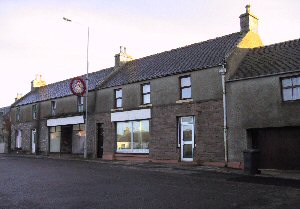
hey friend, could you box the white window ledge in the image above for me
[176,99,194,104]
[138,103,153,108]
[111,108,124,112]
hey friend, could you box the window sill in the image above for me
[138,103,152,108]
[176,99,194,104]
[111,108,124,112]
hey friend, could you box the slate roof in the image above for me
[13,67,113,107]
[100,32,243,88]
[230,38,300,80]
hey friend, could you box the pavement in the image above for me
[1,153,300,181]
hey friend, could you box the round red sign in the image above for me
[70,77,86,96]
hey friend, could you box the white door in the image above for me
[31,129,36,154]
[180,116,195,162]
[16,130,22,149]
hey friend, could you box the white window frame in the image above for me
[142,83,151,105]
[16,107,20,122]
[32,104,37,119]
[115,89,123,108]
[282,76,300,101]
[78,96,84,112]
[51,101,56,116]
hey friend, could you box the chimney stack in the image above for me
[15,93,23,102]
[31,74,46,91]
[114,46,133,68]
[239,5,259,33]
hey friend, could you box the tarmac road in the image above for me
[0,157,299,209]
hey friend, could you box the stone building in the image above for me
[0,106,11,153]
[87,5,262,167]
[227,39,300,170]
[11,5,299,170]
[10,70,113,155]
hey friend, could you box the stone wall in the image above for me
[151,100,224,163]
[91,112,115,160]
[11,122,34,152]
[90,99,224,164]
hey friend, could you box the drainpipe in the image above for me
[219,65,228,167]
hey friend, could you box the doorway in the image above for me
[179,116,195,162]
[60,126,72,153]
[16,130,22,149]
[31,129,37,154]
[97,123,104,158]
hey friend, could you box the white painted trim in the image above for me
[111,109,151,122]
[47,115,84,127]
[116,149,149,154]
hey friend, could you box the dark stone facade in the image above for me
[90,99,224,164]
[151,100,224,163]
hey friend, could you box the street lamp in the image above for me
[63,17,89,159]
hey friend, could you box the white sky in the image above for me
[0,0,299,107]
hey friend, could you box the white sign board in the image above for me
[111,109,151,122]
[47,115,84,126]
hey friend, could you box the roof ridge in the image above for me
[40,67,114,88]
[128,32,241,63]
[251,38,300,50]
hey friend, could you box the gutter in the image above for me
[219,65,228,166]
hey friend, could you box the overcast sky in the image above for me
[0,0,299,107]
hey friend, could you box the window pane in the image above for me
[282,78,292,88]
[283,88,293,101]
[116,98,122,108]
[50,131,61,152]
[143,94,150,104]
[72,129,85,154]
[133,120,150,150]
[293,87,300,100]
[56,126,61,132]
[181,76,191,87]
[182,125,193,141]
[183,144,193,158]
[117,122,132,150]
[181,116,194,124]
[292,77,300,86]
[50,127,56,133]
[181,87,191,99]
[115,89,122,98]
[143,84,150,93]
[73,124,79,131]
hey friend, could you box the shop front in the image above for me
[47,115,85,154]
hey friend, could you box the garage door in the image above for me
[252,127,300,170]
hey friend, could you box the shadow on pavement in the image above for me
[227,175,300,189]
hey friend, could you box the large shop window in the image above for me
[116,120,150,153]
[282,76,300,101]
[50,126,61,152]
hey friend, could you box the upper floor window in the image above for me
[51,101,56,116]
[282,76,300,101]
[142,83,151,104]
[78,96,84,112]
[16,107,20,122]
[115,89,122,108]
[180,75,192,100]
[32,104,37,119]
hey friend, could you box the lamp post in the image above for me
[63,17,89,159]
